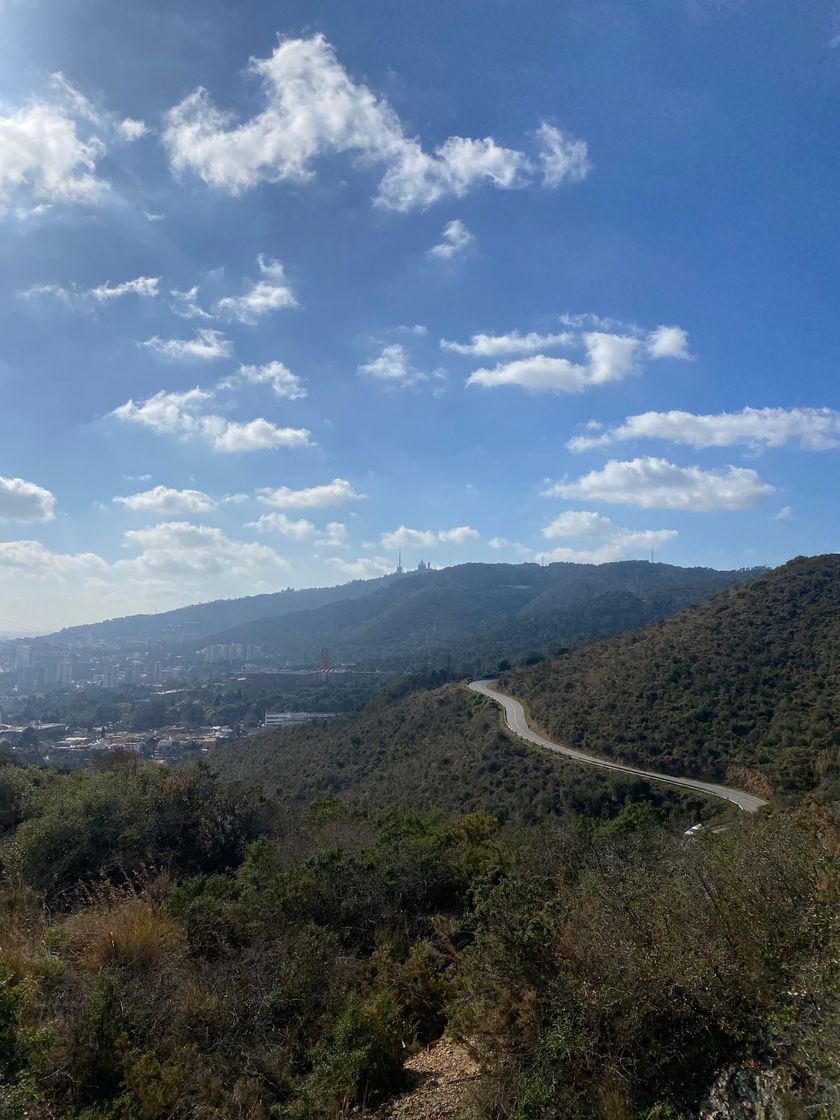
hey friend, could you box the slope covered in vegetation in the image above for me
[1,757,837,1119]
[504,554,840,795]
[212,679,713,824]
[202,560,760,672]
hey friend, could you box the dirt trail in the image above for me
[380,1037,483,1120]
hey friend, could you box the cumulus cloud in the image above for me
[462,318,692,393]
[544,456,775,511]
[216,255,298,324]
[536,122,591,187]
[0,72,154,217]
[647,325,693,361]
[466,331,639,393]
[326,555,394,579]
[567,406,840,453]
[113,485,217,515]
[118,117,150,141]
[256,478,364,508]
[535,509,678,564]
[428,219,474,259]
[0,539,106,576]
[0,476,56,523]
[380,525,479,549]
[111,387,311,452]
[245,512,315,539]
[358,343,444,389]
[162,35,588,211]
[0,93,107,215]
[233,360,306,399]
[441,328,571,357]
[314,521,349,548]
[141,328,233,361]
[116,521,287,579]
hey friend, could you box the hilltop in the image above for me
[200,560,761,672]
[503,554,840,796]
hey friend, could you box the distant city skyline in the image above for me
[1,0,839,632]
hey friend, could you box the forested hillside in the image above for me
[48,574,393,644]
[504,554,840,796]
[1,758,837,1118]
[213,680,713,824]
[202,560,760,671]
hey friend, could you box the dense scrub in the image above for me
[213,682,714,825]
[504,554,840,796]
[0,756,837,1118]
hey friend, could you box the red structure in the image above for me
[319,647,330,673]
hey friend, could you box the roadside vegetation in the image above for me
[503,555,840,797]
[213,678,716,826]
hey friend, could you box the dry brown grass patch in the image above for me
[62,894,183,972]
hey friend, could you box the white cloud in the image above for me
[441,328,571,357]
[20,275,160,308]
[438,525,480,543]
[380,525,479,549]
[111,387,311,452]
[116,521,287,579]
[0,95,107,214]
[326,555,394,579]
[245,512,315,539]
[170,286,214,320]
[234,360,306,399]
[0,539,106,577]
[545,456,775,511]
[358,343,444,389]
[89,276,159,301]
[141,328,233,361]
[256,478,364,508]
[0,476,56,523]
[567,406,840,453]
[216,255,298,324]
[428,219,475,259]
[394,323,428,336]
[536,122,590,187]
[162,35,587,212]
[772,505,793,521]
[118,117,150,141]
[144,210,165,222]
[647,325,693,361]
[467,330,642,393]
[314,521,349,548]
[489,536,511,549]
[535,509,677,564]
[114,485,217,515]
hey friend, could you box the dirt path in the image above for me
[379,1037,483,1120]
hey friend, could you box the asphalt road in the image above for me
[468,679,767,813]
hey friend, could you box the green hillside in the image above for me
[47,574,393,644]
[203,560,760,672]
[212,680,714,824]
[503,554,840,796]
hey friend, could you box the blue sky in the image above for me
[1,0,839,633]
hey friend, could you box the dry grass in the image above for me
[61,892,182,972]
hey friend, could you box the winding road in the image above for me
[468,679,767,813]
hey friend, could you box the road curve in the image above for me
[468,679,767,813]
